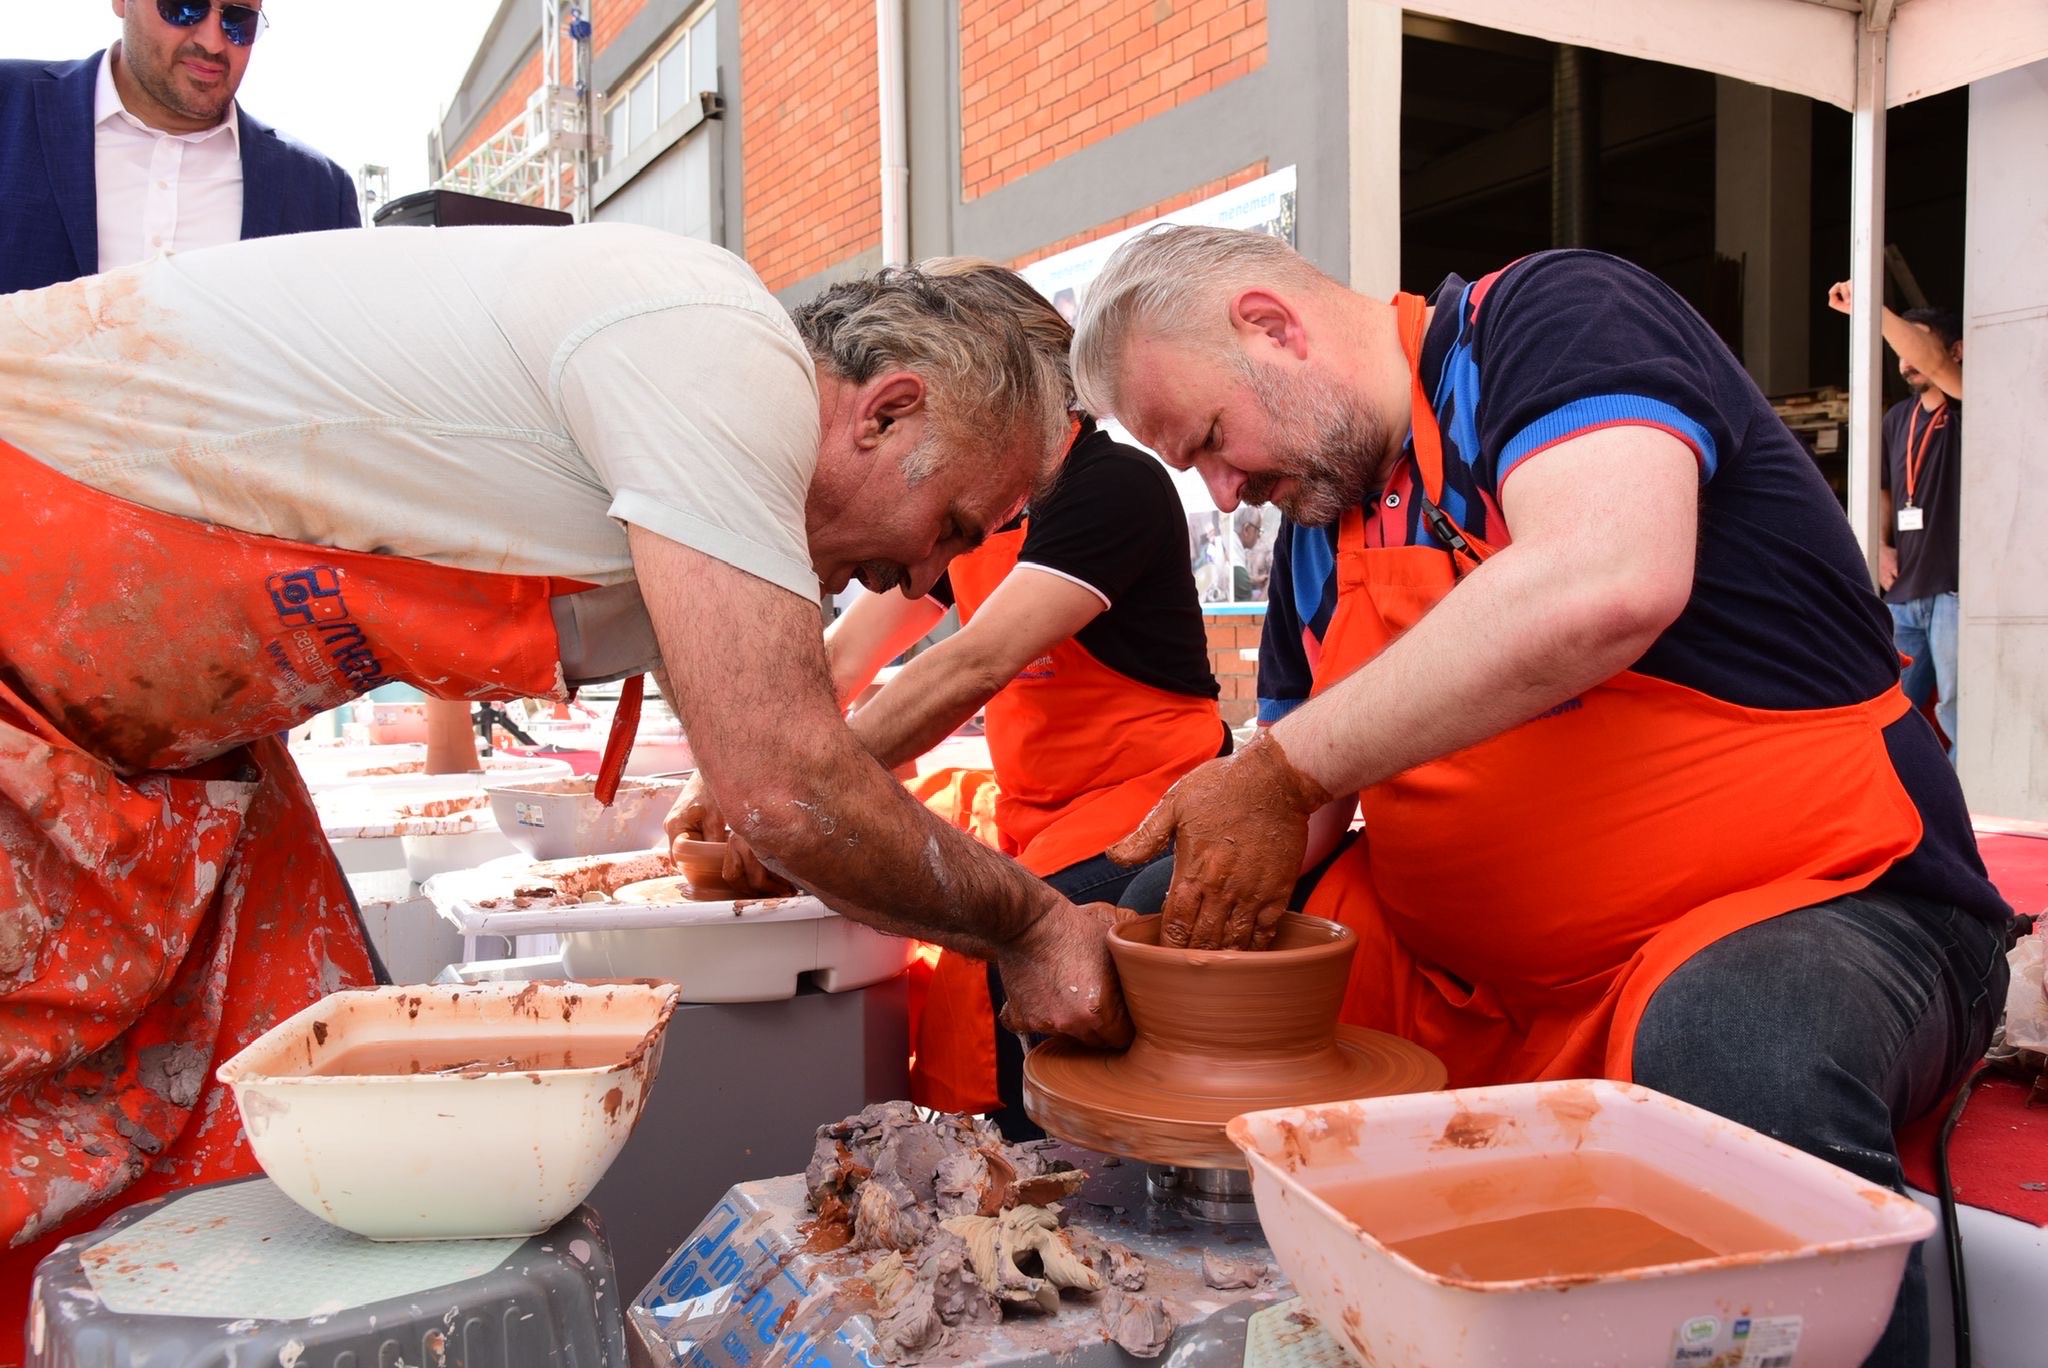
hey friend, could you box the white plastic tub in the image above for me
[483,774,684,860]
[1228,1079,1935,1368]
[422,854,915,1001]
[216,981,681,1240]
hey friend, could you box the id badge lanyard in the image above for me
[1898,400,1947,533]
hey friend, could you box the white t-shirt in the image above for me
[0,223,823,679]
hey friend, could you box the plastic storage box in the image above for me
[1229,1078,1935,1368]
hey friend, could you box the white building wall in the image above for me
[1959,59,2048,818]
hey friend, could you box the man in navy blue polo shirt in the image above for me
[1075,226,2010,1368]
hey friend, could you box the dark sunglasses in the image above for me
[155,1,269,47]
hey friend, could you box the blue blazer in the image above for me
[0,50,361,295]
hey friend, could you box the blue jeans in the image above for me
[1635,891,2010,1368]
[1889,593,1958,763]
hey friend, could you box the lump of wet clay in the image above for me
[1069,1227,1146,1291]
[1099,1286,1176,1359]
[939,1205,1103,1315]
[852,1171,933,1253]
[807,1103,992,1209]
[868,1230,1000,1361]
[1200,1248,1268,1290]
[808,1104,1083,1221]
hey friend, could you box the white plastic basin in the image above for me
[1228,1079,1935,1368]
[483,774,685,860]
[217,981,681,1240]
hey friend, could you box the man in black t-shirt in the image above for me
[1828,283,1966,760]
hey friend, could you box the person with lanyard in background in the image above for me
[1828,281,1965,762]
[674,260,1226,1137]
[1076,225,2010,1367]
[0,227,1138,1344]
[0,0,359,296]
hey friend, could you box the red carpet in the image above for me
[1894,825,2048,1224]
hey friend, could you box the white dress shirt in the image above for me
[92,44,244,272]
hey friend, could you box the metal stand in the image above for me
[1146,1163,1261,1224]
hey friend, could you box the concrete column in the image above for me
[1959,60,2048,818]
[1713,77,1813,395]
[1345,0,1402,297]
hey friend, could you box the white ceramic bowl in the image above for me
[217,981,681,1240]
[484,775,685,861]
[1228,1079,1935,1368]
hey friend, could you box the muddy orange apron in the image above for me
[0,440,612,1334]
[912,524,1225,1113]
[1302,294,1925,1088]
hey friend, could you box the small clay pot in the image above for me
[669,837,731,888]
[1107,914,1363,1103]
[1023,912,1446,1168]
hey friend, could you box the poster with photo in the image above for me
[1020,165,1296,605]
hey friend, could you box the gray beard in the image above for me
[1236,358,1388,528]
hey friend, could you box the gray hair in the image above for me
[1071,225,1334,419]
[792,264,1069,485]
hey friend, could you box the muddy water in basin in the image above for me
[1322,1149,1801,1282]
[299,1033,648,1077]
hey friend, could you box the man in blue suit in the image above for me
[0,0,358,296]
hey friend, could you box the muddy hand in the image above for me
[665,772,727,847]
[1107,730,1331,951]
[718,828,785,895]
[995,901,1134,1049]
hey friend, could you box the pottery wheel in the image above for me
[1024,1026,1446,1171]
[613,874,745,903]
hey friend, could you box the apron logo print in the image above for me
[268,566,350,625]
[267,566,393,692]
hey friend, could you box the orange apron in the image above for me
[1303,295,1925,1088]
[912,523,1224,1113]
[0,441,615,1336]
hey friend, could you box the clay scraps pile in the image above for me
[804,1102,1175,1361]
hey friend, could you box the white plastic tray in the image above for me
[422,854,913,1003]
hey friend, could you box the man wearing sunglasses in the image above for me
[0,1,358,296]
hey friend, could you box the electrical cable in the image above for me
[1935,1063,1987,1368]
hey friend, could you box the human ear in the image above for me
[1230,289,1306,359]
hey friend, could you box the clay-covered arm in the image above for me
[824,589,947,711]
[850,567,1105,770]
[631,525,1130,1044]
[1272,427,1698,795]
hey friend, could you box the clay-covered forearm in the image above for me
[630,526,1058,957]
[746,756,1064,958]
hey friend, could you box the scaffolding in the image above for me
[438,1,604,220]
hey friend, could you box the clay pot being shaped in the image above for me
[1023,913,1446,1169]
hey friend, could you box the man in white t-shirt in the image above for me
[0,224,1127,1289]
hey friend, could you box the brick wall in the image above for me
[960,0,1266,201]
[1205,612,1263,727]
[1008,160,1267,270]
[592,0,652,53]
[741,0,880,291]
